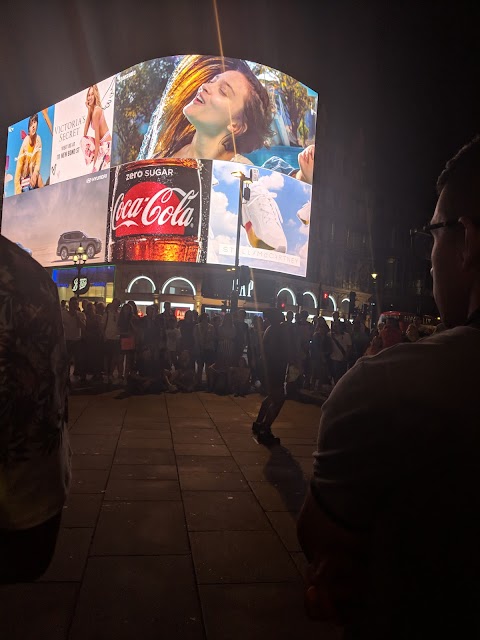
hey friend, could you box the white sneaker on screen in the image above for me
[241,183,287,252]
[297,200,311,225]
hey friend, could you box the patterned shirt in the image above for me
[0,235,71,529]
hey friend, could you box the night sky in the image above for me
[0,0,479,229]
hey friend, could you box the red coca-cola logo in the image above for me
[111,181,198,237]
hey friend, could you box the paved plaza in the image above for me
[1,389,340,640]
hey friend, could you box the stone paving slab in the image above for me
[169,417,216,429]
[178,470,249,492]
[61,493,103,527]
[68,556,204,640]
[108,463,178,481]
[68,434,119,456]
[104,478,181,501]
[91,500,190,555]
[122,417,170,428]
[39,527,93,582]
[174,443,231,457]
[171,427,225,444]
[199,583,340,640]
[113,448,176,465]
[266,511,303,552]
[176,454,240,473]
[183,491,272,531]
[190,530,300,583]
[117,435,173,449]
[0,582,79,640]
[69,468,110,493]
[71,453,114,470]
[1,390,338,640]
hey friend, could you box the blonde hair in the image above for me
[150,55,273,159]
[87,84,102,109]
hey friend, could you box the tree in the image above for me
[249,64,311,147]
[112,57,178,165]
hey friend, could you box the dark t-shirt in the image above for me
[311,329,480,638]
[262,323,289,387]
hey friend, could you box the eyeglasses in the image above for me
[410,220,462,261]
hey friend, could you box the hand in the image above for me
[297,144,315,184]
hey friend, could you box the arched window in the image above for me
[161,277,196,296]
[126,276,156,294]
[341,297,350,316]
[276,287,296,306]
[302,291,318,309]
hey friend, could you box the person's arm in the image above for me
[297,485,366,624]
[14,139,27,194]
[30,136,42,188]
[193,324,201,352]
[76,311,86,331]
[84,105,92,137]
[344,333,353,359]
[90,107,101,169]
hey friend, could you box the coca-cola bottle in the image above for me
[107,158,211,262]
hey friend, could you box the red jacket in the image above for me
[381,325,403,349]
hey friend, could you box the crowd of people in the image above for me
[61,294,438,399]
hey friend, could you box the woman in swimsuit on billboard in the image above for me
[81,84,112,172]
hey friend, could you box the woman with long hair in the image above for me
[138,55,273,163]
[81,84,112,172]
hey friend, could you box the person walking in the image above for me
[252,308,291,445]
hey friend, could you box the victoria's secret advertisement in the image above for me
[50,76,116,185]
[106,158,212,263]
[207,161,311,277]
[1,171,109,267]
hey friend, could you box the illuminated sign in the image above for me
[71,276,90,295]
[2,55,318,278]
[238,280,254,298]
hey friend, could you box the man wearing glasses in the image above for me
[297,135,480,638]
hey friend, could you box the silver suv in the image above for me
[56,231,102,261]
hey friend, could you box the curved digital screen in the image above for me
[2,55,318,277]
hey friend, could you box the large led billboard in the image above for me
[2,55,317,277]
[1,171,109,266]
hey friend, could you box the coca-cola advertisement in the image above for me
[107,158,212,263]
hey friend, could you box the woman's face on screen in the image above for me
[183,70,250,137]
[87,87,95,107]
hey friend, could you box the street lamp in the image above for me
[371,272,379,328]
[230,168,256,311]
[72,244,88,297]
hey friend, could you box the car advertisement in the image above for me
[0,171,109,267]
[207,161,311,277]
[1,54,317,278]
[3,107,55,198]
